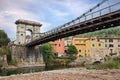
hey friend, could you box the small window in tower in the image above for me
[21,34,23,36]
[19,42,21,44]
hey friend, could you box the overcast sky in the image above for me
[0,0,119,40]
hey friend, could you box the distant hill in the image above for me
[79,27,120,38]
[0,30,10,46]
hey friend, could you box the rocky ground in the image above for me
[0,68,120,80]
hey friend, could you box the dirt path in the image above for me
[0,68,120,80]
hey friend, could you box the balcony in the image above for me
[109,53,117,56]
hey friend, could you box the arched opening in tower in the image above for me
[25,29,32,43]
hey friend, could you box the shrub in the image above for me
[66,45,78,57]
[86,56,120,69]
[39,43,55,66]
[9,58,18,66]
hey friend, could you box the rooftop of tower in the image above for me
[15,19,42,27]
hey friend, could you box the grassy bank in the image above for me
[86,56,120,69]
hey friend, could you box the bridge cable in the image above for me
[43,0,109,36]
[76,0,108,19]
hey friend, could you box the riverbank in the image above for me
[0,68,120,80]
[6,64,45,70]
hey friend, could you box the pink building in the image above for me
[50,38,65,57]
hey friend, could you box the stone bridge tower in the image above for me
[9,19,44,65]
[15,19,42,45]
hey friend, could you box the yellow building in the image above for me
[72,36,105,61]
[72,37,89,57]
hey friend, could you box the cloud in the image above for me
[0,0,52,40]
[48,8,69,17]
[50,0,94,16]
[40,21,52,32]
[1,0,115,41]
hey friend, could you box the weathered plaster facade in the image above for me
[97,38,120,57]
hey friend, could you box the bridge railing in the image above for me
[41,2,120,39]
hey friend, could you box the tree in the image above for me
[0,46,11,68]
[66,45,78,57]
[0,30,11,68]
[0,46,11,55]
[39,43,55,66]
[0,30,10,46]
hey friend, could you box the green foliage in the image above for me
[39,43,55,66]
[0,46,11,56]
[0,60,2,68]
[9,57,18,66]
[59,56,76,64]
[66,45,78,56]
[0,30,10,46]
[7,51,12,64]
[87,56,120,69]
[80,27,120,37]
[0,46,11,68]
[0,30,11,65]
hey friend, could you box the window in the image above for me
[109,44,113,47]
[105,39,107,42]
[79,50,81,52]
[65,50,67,53]
[97,39,100,42]
[118,45,120,47]
[21,34,23,36]
[109,39,113,42]
[58,44,61,47]
[18,42,21,44]
[92,44,95,47]
[118,39,120,42]
[92,38,95,41]
[98,43,101,47]
[105,44,107,47]
[110,49,113,53]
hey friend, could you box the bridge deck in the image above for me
[26,9,120,47]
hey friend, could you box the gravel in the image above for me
[0,68,120,80]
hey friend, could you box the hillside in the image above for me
[79,27,120,37]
